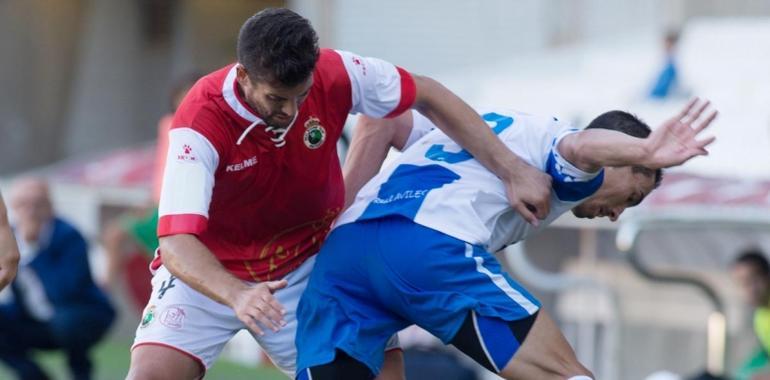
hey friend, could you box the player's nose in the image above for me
[608,207,626,222]
[281,101,298,118]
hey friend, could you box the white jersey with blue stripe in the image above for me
[336,109,604,252]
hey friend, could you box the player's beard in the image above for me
[252,101,294,129]
[264,112,294,129]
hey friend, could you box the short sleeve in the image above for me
[336,50,416,118]
[157,128,220,237]
[546,128,604,202]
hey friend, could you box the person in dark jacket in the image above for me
[0,178,115,380]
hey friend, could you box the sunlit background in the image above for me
[2,1,770,379]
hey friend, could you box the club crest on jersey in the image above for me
[303,117,326,149]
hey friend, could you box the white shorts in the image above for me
[132,255,400,377]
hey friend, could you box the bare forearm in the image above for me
[412,75,523,181]
[562,130,650,172]
[343,117,396,209]
[343,112,415,209]
[160,234,247,307]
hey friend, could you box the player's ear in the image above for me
[236,65,251,86]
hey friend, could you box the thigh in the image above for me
[295,224,407,377]
[128,344,204,380]
[251,256,313,377]
[498,310,592,380]
[377,349,405,380]
[374,224,540,345]
[449,309,538,374]
[131,266,242,372]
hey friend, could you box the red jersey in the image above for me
[155,49,416,281]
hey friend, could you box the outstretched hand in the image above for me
[645,98,717,169]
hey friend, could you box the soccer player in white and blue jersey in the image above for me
[294,99,717,380]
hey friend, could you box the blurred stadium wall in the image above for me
[1,0,770,174]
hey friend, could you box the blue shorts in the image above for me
[295,216,541,376]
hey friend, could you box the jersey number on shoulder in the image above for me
[424,112,513,164]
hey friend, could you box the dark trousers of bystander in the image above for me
[0,304,114,380]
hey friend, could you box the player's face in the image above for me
[732,263,770,307]
[571,167,655,221]
[236,66,313,129]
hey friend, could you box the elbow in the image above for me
[158,235,183,272]
[560,134,601,172]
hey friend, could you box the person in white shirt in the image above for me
[295,99,717,380]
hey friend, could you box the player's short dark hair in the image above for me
[236,8,319,87]
[734,249,770,277]
[585,110,663,188]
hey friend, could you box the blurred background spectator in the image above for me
[648,30,685,99]
[100,74,197,312]
[0,178,114,380]
[732,249,770,380]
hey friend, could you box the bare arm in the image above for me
[558,99,717,172]
[412,75,552,225]
[160,234,287,335]
[343,112,413,209]
[0,191,20,290]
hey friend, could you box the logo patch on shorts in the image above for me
[303,117,326,149]
[140,305,156,328]
[160,306,187,329]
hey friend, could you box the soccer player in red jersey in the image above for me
[127,8,552,380]
[0,191,19,291]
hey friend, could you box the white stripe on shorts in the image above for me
[471,310,500,373]
[464,243,539,314]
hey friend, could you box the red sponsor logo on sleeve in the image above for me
[177,144,197,163]
[352,56,367,76]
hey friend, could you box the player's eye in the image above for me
[627,193,643,207]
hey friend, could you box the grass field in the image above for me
[0,338,287,380]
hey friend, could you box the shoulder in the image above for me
[172,96,232,155]
[312,49,352,93]
[307,48,354,113]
